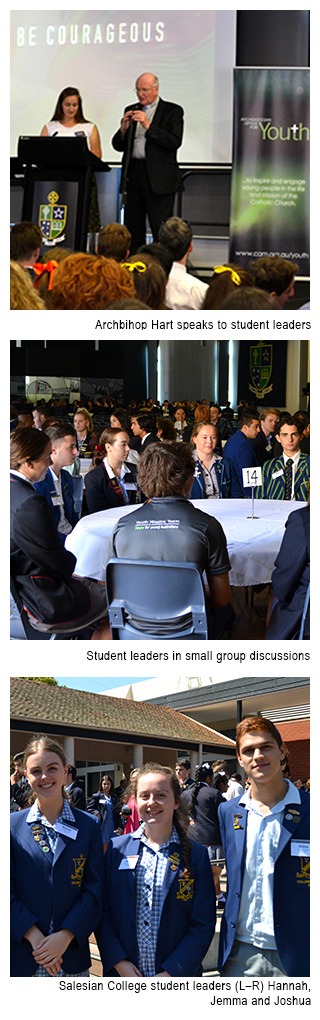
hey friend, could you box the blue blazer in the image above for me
[222,431,258,496]
[95,831,216,976]
[255,453,310,502]
[217,792,310,976]
[10,807,104,977]
[191,456,243,500]
[266,505,310,639]
[35,468,77,540]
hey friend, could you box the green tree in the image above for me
[22,676,58,686]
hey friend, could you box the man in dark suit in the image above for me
[218,716,310,977]
[112,72,184,253]
[65,766,86,809]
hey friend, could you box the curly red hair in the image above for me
[50,253,135,309]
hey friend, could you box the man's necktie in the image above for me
[284,458,293,499]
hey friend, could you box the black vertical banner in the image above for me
[229,69,310,275]
[238,339,288,406]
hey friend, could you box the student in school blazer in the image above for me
[217,792,310,977]
[95,830,216,977]
[255,453,310,501]
[35,467,78,537]
[10,807,104,977]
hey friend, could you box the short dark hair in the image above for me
[278,414,302,434]
[10,222,42,261]
[67,765,77,781]
[132,413,156,434]
[158,217,193,261]
[236,716,283,755]
[239,411,259,428]
[176,758,191,770]
[137,441,195,498]
[98,223,132,261]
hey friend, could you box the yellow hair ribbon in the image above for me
[122,261,148,273]
[213,265,241,286]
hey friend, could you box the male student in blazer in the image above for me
[112,71,183,253]
[218,716,310,977]
[34,424,79,541]
[255,415,309,501]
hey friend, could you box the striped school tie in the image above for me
[284,458,293,499]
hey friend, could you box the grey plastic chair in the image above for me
[106,559,208,640]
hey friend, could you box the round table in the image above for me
[65,498,306,586]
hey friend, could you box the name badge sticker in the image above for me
[290,839,310,857]
[55,821,78,839]
[118,855,139,870]
[271,469,284,480]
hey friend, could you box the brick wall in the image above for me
[274,718,310,782]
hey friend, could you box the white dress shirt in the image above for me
[165,262,208,310]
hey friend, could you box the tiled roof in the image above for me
[10,677,235,748]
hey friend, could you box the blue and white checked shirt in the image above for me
[27,799,88,978]
[133,823,181,976]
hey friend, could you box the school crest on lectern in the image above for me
[39,191,67,245]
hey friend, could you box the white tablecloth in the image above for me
[65,499,306,587]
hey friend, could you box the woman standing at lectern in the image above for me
[40,86,102,231]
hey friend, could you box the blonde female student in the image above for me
[96,763,216,977]
[10,735,104,977]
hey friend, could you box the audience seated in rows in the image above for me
[10,217,308,310]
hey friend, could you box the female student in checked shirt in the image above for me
[96,763,216,977]
[10,735,104,977]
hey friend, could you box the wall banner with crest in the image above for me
[237,339,287,406]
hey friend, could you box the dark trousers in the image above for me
[125,159,175,253]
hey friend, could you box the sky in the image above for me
[55,676,153,694]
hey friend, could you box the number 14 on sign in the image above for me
[242,466,262,519]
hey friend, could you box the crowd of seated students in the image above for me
[10,391,310,639]
[10,217,308,310]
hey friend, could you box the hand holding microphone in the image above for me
[120,103,149,135]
